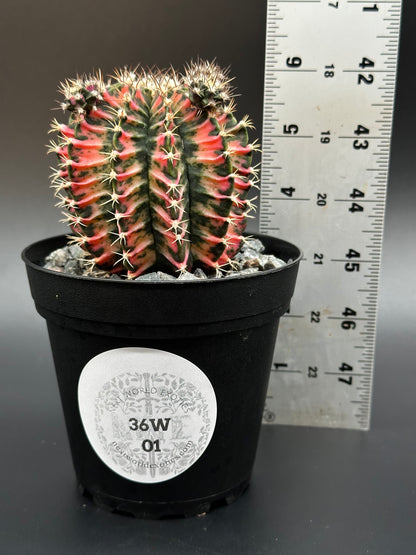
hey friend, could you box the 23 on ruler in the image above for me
[260,0,401,429]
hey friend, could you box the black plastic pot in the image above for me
[22,233,301,518]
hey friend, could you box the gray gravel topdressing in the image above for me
[43,237,286,280]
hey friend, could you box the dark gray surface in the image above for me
[1,0,415,553]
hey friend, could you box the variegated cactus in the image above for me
[49,60,260,278]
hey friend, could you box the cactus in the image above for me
[48,60,260,278]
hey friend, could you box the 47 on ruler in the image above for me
[260,0,401,429]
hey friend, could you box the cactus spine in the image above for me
[49,61,260,278]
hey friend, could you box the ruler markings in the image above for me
[266,135,314,138]
[334,199,383,202]
[325,373,369,377]
[343,69,394,72]
[272,370,303,373]
[269,197,311,201]
[327,317,371,321]
[282,314,305,318]
[331,259,379,263]
[260,0,401,430]
[338,135,389,138]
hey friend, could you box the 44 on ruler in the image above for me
[260,0,401,429]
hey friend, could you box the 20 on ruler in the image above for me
[260,0,401,429]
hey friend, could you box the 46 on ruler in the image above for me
[260,0,401,429]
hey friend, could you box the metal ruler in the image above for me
[260,0,401,429]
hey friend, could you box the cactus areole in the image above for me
[49,61,260,279]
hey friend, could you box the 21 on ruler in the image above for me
[260,0,401,429]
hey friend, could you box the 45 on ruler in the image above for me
[260,0,401,429]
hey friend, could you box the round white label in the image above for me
[78,347,217,484]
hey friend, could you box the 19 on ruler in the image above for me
[260,0,401,429]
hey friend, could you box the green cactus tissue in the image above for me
[48,60,260,278]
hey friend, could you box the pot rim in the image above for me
[21,232,303,286]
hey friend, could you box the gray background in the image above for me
[1,0,415,553]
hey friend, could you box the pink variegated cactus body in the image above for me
[49,61,259,278]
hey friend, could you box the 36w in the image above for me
[128,417,171,432]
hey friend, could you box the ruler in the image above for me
[260,0,401,429]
